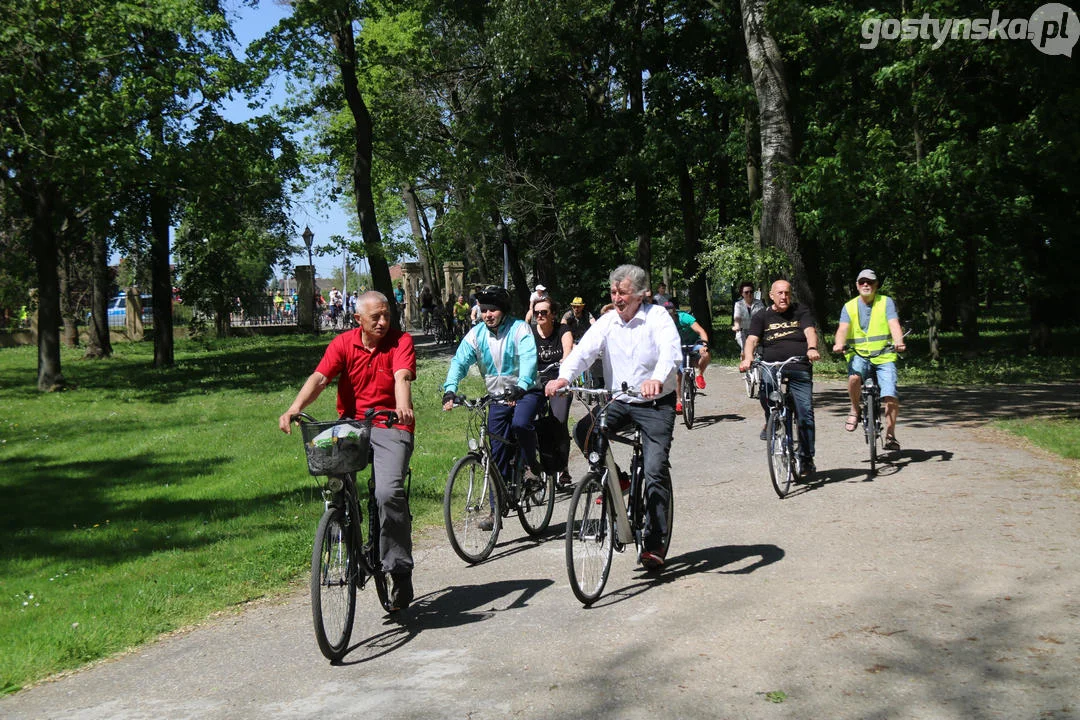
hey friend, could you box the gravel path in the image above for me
[4,368,1079,719]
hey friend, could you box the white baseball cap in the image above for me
[535,284,546,292]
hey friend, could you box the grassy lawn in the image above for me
[0,333,484,694]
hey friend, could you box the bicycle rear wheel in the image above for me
[565,471,614,605]
[444,454,500,563]
[767,411,794,498]
[682,373,695,429]
[864,396,877,475]
[517,469,555,536]
[311,507,356,662]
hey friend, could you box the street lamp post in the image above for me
[302,226,316,334]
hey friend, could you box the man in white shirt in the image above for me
[545,264,680,571]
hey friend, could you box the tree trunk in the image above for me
[912,86,940,361]
[85,226,112,358]
[149,183,173,366]
[330,13,394,310]
[958,233,979,345]
[741,0,815,311]
[403,183,436,291]
[58,246,79,348]
[628,0,651,276]
[492,209,530,310]
[678,161,713,341]
[29,182,64,391]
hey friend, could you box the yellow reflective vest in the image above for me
[844,295,896,364]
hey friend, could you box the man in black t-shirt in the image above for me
[738,279,822,480]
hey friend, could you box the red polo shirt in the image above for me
[315,328,416,433]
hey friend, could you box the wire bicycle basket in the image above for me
[300,419,372,476]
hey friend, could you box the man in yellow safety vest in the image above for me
[832,269,907,450]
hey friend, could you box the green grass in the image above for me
[994,417,1080,460]
[0,333,481,694]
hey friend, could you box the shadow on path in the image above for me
[587,543,785,609]
[337,578,554,665]
[816,382,1080,429]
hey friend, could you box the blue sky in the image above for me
[227,1,365,280]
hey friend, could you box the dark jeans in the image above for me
[488,390,543,484]
[573,394,675,553]
[758,367,815,459]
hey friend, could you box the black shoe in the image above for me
[390,571,413,611]
[477,513,496,532]
[557,471,573,491]
[798,458,816,483]
[759,425,768,441]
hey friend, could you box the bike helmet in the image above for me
[475,285,510,312]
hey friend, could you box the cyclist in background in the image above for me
[663,299,710,414]
[831,268,907,450]
[441,285,542,531]
[531,295,574,488]
[278,291,416,611]
[546,264,680,571]
[732,281,764,354]
[452,294,471,338]
[739,279,821,481]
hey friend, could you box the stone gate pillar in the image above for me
[442,261,465,303]
[401,261,425,330]
[296,265,315,331]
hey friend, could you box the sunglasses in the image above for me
[857,278,875,285]
[535,309,551,317]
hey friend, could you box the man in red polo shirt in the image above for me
[279,290,417,611]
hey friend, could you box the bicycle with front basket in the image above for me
[752,356,807,498]
[443,391,556,563]
[292,409,409,662]
[557,385,674,605]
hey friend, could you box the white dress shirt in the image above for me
[558,303,681,402]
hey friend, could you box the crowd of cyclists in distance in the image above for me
[280,264,907,604]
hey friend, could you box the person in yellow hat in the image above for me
[560,296,595,346]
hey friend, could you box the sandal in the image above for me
[844,413,860,432]
[884,436,901,451]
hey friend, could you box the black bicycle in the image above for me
[752,356,807,498]
[293,409,408,662]
[443,391,556,563]
[557,385,674,605]
[679,344,698,429]
[842,341,901,475]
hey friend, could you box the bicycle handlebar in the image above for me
[290,408,400,427]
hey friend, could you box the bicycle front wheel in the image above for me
[444,454,500,563]
[517,469,556,537]
[311,507,356,662]
[865,396,877,475]
[682,374,695,429]
[566,472,614,605]
[767,411,794,498]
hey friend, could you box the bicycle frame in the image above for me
[454,394,519,512]
[559,386,637,545]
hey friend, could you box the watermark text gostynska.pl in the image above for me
[860,4,1078,56]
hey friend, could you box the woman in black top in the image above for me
[532,297,574,486]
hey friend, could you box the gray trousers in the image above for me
[369,427,414,574]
